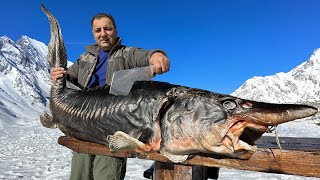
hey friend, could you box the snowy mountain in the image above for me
[232,48,320,104]
[0,35,51,127]
[231,48,320,126]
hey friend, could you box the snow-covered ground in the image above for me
[0,116,319,180]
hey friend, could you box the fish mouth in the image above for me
[236,120,269,144]
[222,119,270,157]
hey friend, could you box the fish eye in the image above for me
[223,100,236,110]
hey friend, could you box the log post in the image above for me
[154,162,174,179]
[153,162,208,180]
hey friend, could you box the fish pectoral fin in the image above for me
[160,149,189,163]
[40,112,58,129]
[107,131,152,152]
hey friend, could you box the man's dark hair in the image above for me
[91,13,117,29]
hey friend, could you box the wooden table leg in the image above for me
[153,162,208,180]
[154,161,174,180]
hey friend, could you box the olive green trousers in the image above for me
[69,152,127,180]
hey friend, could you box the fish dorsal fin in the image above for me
[66,81,82,90]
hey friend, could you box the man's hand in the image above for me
[149,52,170,74]
[50,67,66,82]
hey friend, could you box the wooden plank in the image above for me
[58,136,320,178]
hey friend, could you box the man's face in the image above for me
[92,17,117,51]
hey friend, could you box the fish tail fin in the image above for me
[41,4,67,69]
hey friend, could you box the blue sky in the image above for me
[1,0,319,94]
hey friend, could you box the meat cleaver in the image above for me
[109,66,154,96]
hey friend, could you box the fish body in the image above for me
[40,5,318,162]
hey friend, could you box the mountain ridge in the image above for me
[232,48,320,104]
[0,35,51,123]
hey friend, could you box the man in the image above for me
[51,12,169,180]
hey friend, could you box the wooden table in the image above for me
[58,136,320,179]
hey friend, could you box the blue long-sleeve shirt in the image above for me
[86,49,108,88]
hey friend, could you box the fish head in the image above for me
[161,90,318,161]
[208,95,317,158]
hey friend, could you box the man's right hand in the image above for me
[50,67,66,82]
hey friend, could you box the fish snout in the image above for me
[247,104,318,126]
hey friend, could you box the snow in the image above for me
[25,36,48,58]
[1,36,319,179]
[2,43,21,55]
[0,121,70,180]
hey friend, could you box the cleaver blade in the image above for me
[109,66,154,96]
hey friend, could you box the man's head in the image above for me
[91,13,118,51]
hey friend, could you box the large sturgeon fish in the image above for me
[40,5,318,162]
